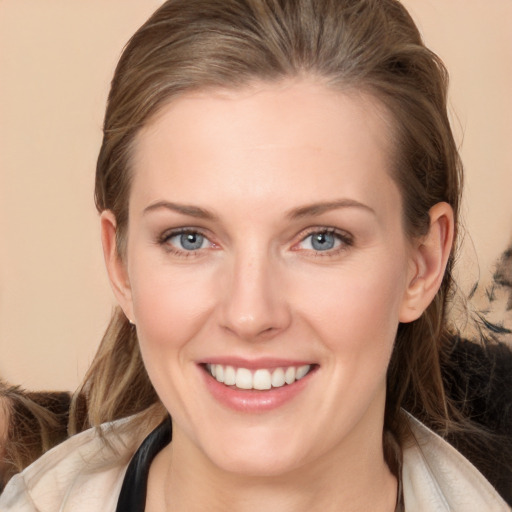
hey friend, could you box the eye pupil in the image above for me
[311,232,335,251]
[180,232,204,250]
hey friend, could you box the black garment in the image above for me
[116,417,172,512]
[442,336,512,505]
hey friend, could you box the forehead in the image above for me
[129,80,399,216]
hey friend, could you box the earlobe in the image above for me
[100,211,134,322]
[399,202,454,323]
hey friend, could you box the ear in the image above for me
[100,210,134,323]
[399,202,454,323]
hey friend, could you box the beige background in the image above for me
[1,1,511,392]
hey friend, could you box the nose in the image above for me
[218,249,291,341]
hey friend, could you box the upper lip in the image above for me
[198,357,316,369]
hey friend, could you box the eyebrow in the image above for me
[286,199,376,219]
[143,201,218,220]
[143,198,374,221]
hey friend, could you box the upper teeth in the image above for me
[206,364,311,390]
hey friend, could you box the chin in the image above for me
[212,449,304,478]
[198,428,309,478]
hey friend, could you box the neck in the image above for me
[146,420,397,512]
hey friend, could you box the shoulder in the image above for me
[402,413,511,512]
[0,417,145,512]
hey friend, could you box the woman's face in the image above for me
[113,81,420,476]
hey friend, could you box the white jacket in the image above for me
[0,414,509,511]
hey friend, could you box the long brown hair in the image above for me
[73,0,465,459]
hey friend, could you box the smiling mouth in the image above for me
[204,363,315,391]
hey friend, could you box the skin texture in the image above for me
[101,80,453,512]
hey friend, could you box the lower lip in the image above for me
[201,367,315,413]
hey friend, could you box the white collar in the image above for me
[402,413,509,511]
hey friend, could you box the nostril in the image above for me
[221,322,282,342]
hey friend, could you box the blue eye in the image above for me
[298,230,349,252]
[310,232,337,251]
[168,231,208,251]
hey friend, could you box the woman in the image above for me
[0,0,509,510]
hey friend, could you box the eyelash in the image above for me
[157,227,354,258]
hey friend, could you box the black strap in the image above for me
[116,417,172,512]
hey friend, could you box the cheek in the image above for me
[295,255,408,360]
[128,263,219,416]
[129,262,216,354]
